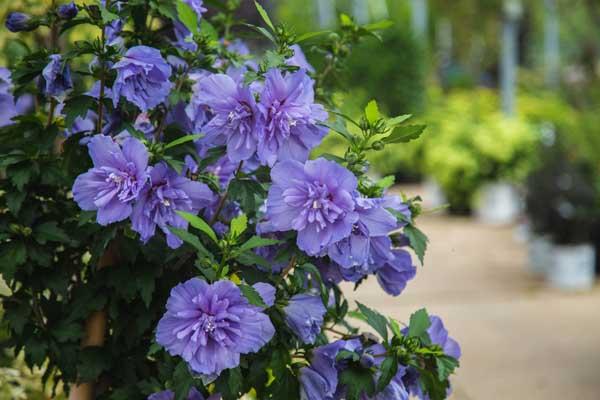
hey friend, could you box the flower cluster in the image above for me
[1,2,460,400]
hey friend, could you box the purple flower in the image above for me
[42,55,73,98]
[363,344,409,400]
[266,158,358,256]
[100,0,123,46]
[327,197,397,271]
[112,46,172,112]
[72,135,149,225]
[287,44,315,73]
[5,12,35,32]
[0,94,17,128]
[156,278,275,377]
[192,73,259,162]
[134,112,155,139]
[66,110,97,137]
[257,69,327,166]
[283,293,326,344]
[0,67,12,93]
[299,339,362,400]
[252,282,276,308]
[131,162,214,249]
[148,388,204,400]
[375,249,416,296]
[57,2,78,19]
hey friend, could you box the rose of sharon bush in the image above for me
[266,158,359,255]
[156,278,275,377]
[0,2,460,400]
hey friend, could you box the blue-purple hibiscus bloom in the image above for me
[147,388,205,400]
[376,249,416,296]
[266,158,359,256]
[283,293,326,344]
[112,46,172,112]
[192,73,259,162]
[257,69,328,166]
[131,162,214,249]
[42,54,73,98]
[156,278,275,378]
[57,2,78,19]
[72,135,149,225]
[173,0,206,51]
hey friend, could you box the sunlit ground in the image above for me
[344,185,600,400]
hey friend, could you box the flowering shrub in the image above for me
[0,1,460,400]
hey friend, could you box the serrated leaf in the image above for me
[382,125,426,144]
[52,320,83,343]
[436,355,459,381]
[236,251,270,268]
[239,283,267,307]
[230,214,247,238]
[404,223,428,265]
[173,361,194,400]
[169,226,212,259]
[0,241,26,281]
[408,308,431,343]
[63,95,96,128]
[35,221,70,244]
[356,302,388,342]
[9,165,31,190]
[5,191,26,215]
[163,134,203,150]
[176,211,218,243]
[365,100,380,124]
[377,354,399,392]
[254,1,275,31]
[176,0,199,34]
[339,366,375,400]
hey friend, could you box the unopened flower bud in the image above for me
[372,140,384,151]
[5,12,37,32]
[57,2,78,20]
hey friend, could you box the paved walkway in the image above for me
[343,214,600,400]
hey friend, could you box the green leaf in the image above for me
[365,100,380,124]
[0,241,26,281]
[239,283,267,308]
[336,349,360,362]
[296,30,330,42]
[356,301,388,342]
[100,5,119,24]
[417,368,449,400]
[52,320,83,343]
[375,175,395,190]
[339,366,375,400]
[63,95,96,128]
[254,1,275,31]
[137,272,155,308]
[176,211,218,243]
[230,214,248,238]
[35,221,70,244]
[382,125,426,144]
[9,165,32,190]
[5,191,26,215]
[77,346,111,382]
[215,367,243,400]
[389,318,403,338]
[169,227,212,259]
[377,354,399,392]
[173,361,194,400]
[176,0,199,34]
[363,20,394,31]
[229,178,266,212]
[407,308,431,343]
[404,223,428,265]
[163,134,203,150]
[235,251,270,268]
[436,355,459,381]
[244,23,276,43]
[238,236,281,252]
[322,118,354,141]
[386,114,412,128]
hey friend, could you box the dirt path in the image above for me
[343,214,600,400]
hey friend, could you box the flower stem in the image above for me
[209,161,244,225]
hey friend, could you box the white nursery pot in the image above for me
[528,234,552,276]
[475,182,522,225]
[547,243,596,291]
[423,178,447,210]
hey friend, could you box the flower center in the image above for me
[284,181,344,231]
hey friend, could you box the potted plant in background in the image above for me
[525,142,599,290]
